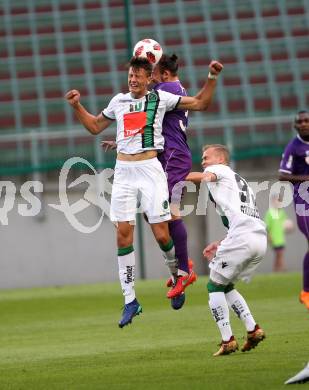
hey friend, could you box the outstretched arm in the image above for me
[177,60,223,111]
[65,90,112,135]
[186,171,217,184]
[279,172,309,184]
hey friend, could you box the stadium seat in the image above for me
[0,93,13,102]
[22,113,41,127]
[228,99,246,112]
[35,4,52,13]
[254,98,272,111]
[280,96,299,109]
[1,0,308,170]
[84,1,102,10]
[287,6,305,15]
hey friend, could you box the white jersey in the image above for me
[204,164,266,234]
[102,90,181,154]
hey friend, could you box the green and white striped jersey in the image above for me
[102,90,181,154]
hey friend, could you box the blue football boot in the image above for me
[118,298,142,328]
[171,292,185,310]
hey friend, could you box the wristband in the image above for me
[208,72,218,80]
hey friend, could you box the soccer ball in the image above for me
[133,39,163,65]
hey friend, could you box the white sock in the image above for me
[118,250,136,304]
[161,241,178,280]
[209,292,233,341]
[225,289,256,332]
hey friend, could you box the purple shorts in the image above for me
[158,147,192,202]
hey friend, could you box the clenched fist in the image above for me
[209,60,223,76]
[65,89,81,107]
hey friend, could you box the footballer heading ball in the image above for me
[133,39,163,65]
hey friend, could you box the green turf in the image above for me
[0,273,308,389]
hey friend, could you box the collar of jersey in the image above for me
[297,134,309,145]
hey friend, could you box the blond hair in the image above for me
[202,144,230,164]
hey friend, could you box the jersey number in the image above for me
[234,173,256,208]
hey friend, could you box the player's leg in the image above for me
[150,222,178,281]
[110,163,142,328]
[207,271,238,356]
[227,234,267,350]
[225,283,257,331]
[168,216,190,274]
[273,247,285,272]
[295,214,309,309]
[138,158,179,281]
[225,283,265,352]
[159,148,196,300]
[161,147,192,277]
[117,221,136,304]
[166,216,197,300]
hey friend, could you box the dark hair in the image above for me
[294,110,309,122]
[158,54,179,76]
[128,56,153,77]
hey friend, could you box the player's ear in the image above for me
[162,70,169,81]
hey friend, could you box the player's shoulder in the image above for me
[204,164,232,178]
[155,81,185,96]
[109,92,127,103]
[155,88,173,98]
[284,136,299,151]
[295,134,309,148]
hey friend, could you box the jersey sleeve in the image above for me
[102,94,121,120]
[279,141,295,174]
[204,165,226,180]
[158,90,181,112]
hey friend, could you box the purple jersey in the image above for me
[154,81,192,200]
[280,135,309,200]
[154,81,190,153]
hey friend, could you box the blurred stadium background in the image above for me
[0,0,309,288]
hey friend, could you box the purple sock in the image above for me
[169,219,189,274]
[303,251,309,292]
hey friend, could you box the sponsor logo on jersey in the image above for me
[123,111,147,138]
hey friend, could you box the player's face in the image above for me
[294,112,309,140]
[201,148,222,169]
[151,65,163,84]
[128,67,151,98]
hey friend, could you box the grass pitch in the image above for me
[0,273,308,390]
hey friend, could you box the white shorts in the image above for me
[110,157,171,224]
[209,230,267,285]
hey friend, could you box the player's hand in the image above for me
[203,241,220,261]
[65,89,81,107]
[101,140,117,151]
[209,61,223,76]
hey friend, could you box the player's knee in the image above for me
[156,234,170,246]
[117,228,133,248]
[152,223,169,245]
